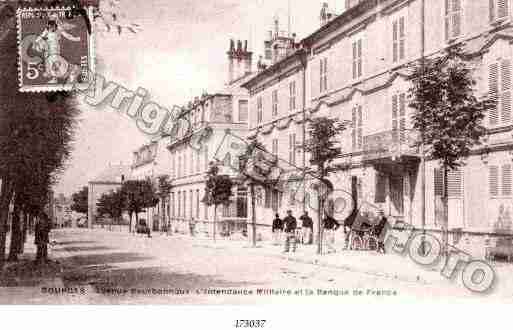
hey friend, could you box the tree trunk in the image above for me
[213,205,217,243]
[8,197,22,261]
[20,211,27,254]
[317,193,322,255]
[0,179,13,267]
[250,183,256,248]
[128,211,133,233]
[442,163,449,256]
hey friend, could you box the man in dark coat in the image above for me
[35,212,51,263]
[283,210,297,253]
[323,214,340,253]
[375,210,389,254]
[300,211,313,244]
[272,213,283,245]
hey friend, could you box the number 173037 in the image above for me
[235,320,266,328]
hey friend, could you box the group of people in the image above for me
[272,209,389,254]
[272,210,314,252]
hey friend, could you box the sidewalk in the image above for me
[151,231,444,285]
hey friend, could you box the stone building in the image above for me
[242,0,513,257]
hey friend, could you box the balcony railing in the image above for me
[362,129,419,162]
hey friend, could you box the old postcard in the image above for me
[1,0,513,314]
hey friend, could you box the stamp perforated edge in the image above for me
[16,6,95,93]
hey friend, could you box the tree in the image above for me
[303,116,346,255]
[71,186,89,215]
[238,139,278,247]
[96,189,124,228]
[120,179,158,232]
[408,45,493,254]
[157,175,173,234]
[202,162,234,242]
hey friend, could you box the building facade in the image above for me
[163,39,254,237]
[243,0,513,256]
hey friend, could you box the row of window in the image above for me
[433,163,513,200]
[269,134,300,166]
[171,146,209,179]
[256,81,298,124]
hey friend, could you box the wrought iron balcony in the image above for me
[362,129,419,163]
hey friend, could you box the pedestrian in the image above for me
[299,211,313,245]
[35,212,51,263]
[375,209,389,254]
[189,217,196,237]
[323,213,340,254]
[283,210,297,253]
[272,213,283,245]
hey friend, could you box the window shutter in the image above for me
[357,105,363,149]
[319,58,324,92]
[352,107,357,149]
[393,21,398,62]
[490,165,499,197]
[502,59,512,122]
[357,39,362,77]
[499,0,509,18]
[434,168,444,196]
[503,164,512,196]
[323,58,328,91]
[392,94,398,141]
[490,63,499,125]
[352,41,358,79]
[490,0,496,21]
[447,169,462,198]
[399,17,405,60]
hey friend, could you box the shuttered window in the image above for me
[320,57,328,93]
[445,0,462,40]
[352,39,362,79]
[272,138,278,156]
[434,168,463,198]
[257,96,263,123]
[392,16,405,62]
[289,81,296,111]
[490,0,509,22]
[392,93,407,143]
[489,60,512,126]
[351,105,363,150]
[490,165,499,197]
[272,90,278,117]
[503,164,512,196]
[289,133,296,165]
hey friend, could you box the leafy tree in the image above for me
[96,189,124,226]
[238,139,276,247]
[71,186,89,215]
[408,46,493,253]
[157,175,172,233]
[303,116,346,254]
[202,162,234,242]
[120,179,158,232]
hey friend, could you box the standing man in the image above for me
[272,213,283,245]
[299,211,313,245]
[189,217,196,237]
[35,212,51,263]
[323,213,340,254]
[375,209,389,254]
[283,210,297,253]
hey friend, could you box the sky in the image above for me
[54,0,340,196]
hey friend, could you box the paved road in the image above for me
[2,228,489,304]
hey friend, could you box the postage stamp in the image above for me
[16,7,94,92]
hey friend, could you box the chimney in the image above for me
[227,38,253,83]
[227,38,235,83]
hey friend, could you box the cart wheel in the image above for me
[366,236,378,251]
[351,236,363,251]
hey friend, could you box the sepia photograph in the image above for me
[1,0,512,323]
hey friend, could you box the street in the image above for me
[2,228,509,304]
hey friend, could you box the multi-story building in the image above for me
[243,0,513,256]
[87,164,130,228]
[165,39,254,237]
[130,138,172,232]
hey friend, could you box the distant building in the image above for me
[87,164,130,228]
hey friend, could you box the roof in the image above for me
[89,165,131,184]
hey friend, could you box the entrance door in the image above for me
[389,175,404,218]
